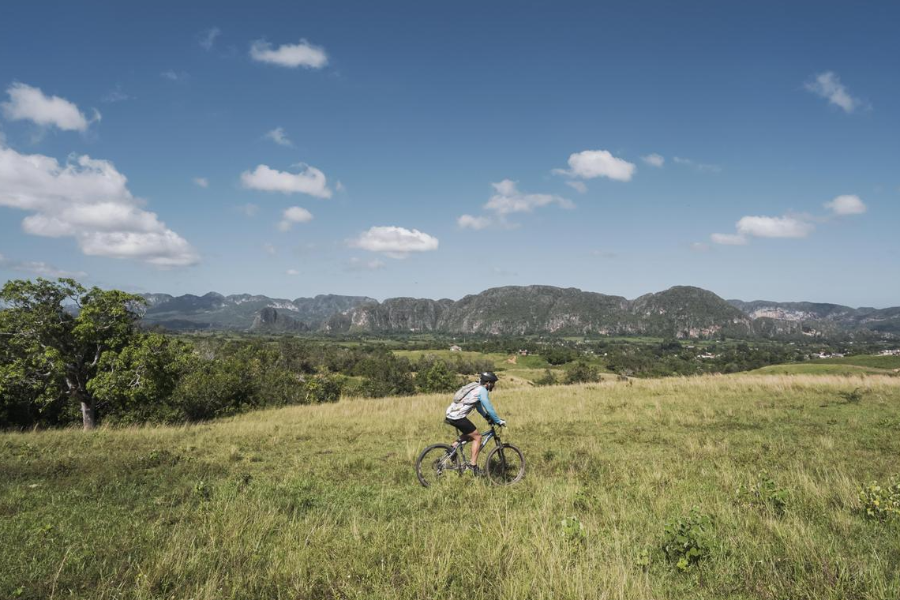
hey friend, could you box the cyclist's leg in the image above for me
[446,417,480,465]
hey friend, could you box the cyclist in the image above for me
[445,371,506,475]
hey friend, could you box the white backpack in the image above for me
[452,382,480,403]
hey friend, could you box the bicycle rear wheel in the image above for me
[485,443,525,485]
[415,444,461,487]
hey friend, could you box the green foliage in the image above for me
[559,516,586,544]
[838,387,865,404]
[544,347,577,366]
[858,478,900,521]
[738,471,789,514]
[565,360,600,384]
[417,359,461,393]
[662,507,714,571]
[0,278,145,429]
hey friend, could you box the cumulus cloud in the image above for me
[250,39,328,68]
[240,163,332,198]
[350,226,439,259]
[805,71,863,113]
[484,179,573,216]
[710,232,749,246]
[824,194,866,215]
[286,268,299,276]
[0,253,87,278]
[736,215,814,238]
[0,143,199,267]
[199,27,221,51]
[457,214,491,230]
[553,150,636,182]
[690,242,710,252]
[712,215,813,246]
[642,153,665,167]
[277,206,313,231]
[673,156,722,173]
[2,83,95,132]
[193,177,209,188]
[264,126,292,146]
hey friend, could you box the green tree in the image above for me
[418,360,460,393]
[0,278,145,430]
[88,333,195,424]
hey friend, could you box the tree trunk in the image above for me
[81,401,96,430]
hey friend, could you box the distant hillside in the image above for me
[728,299,900,335]
[139,285,898,339]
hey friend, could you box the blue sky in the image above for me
[0,0,898,306]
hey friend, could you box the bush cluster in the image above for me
[858,478,900,521]
[661,507,714,571]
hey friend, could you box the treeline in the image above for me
[0,278,497,430]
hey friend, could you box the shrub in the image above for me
[565,360,600,384]
[417,360,461,393]
[559,516,586,544]
[858,478,900,521]
[839,387,865,403]
[662,507,714,571]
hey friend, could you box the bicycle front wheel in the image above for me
[485,443,525,485]
[415,444,461,487]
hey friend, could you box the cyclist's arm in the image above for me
[477,387,501,423]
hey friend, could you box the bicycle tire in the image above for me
[485,443,525,485]
[415,444,460,487]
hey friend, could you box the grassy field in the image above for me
[750,354,900,377]
[816,355,900,370]
[3,375,900,599]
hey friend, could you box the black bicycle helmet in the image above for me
[479,371,499,384]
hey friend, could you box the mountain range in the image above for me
[140,286,900,339]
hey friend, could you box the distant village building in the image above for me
[698,353,717,359]
[449,345,462,352]
[518,349,529,356]
[879,349,900,356]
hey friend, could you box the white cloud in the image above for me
[553,150,636,182]
[824,194,866,215]
[565,180,588,193]
[199,27,221,51]
[286,269,299,276]
[240,164,332,198]
[690,242,710,252]
[673,156,722,173]
[2,83,94,132]
[335,180,346,193]
[642,153,665,168]
[484,179,574,216]
[264,126,292,146]
[237,203,259,217]
[277,206,313,231]
[350,226,439,259]
[805,72,862,113]
[250,39,328,68]
[0,254,87,278]
[0,143,199,267]
[193,177,209,188]
[710,233,749,245]
[346,257,386,271]
[263,243,276,255]
[736,215,814,239]
[161,70,189,82]
[458,214,492,230]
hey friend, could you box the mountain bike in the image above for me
[415,423,525,487]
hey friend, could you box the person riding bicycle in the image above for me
[445,371,506,476]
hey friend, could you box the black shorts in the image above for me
[445,417,476,435]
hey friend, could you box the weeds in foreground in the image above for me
[858,477,900,521]
[661,507,715,571]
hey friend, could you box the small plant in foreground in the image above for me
[662,507,714,571]
[839,387,865,403]
[560,516,586,544]
[738,471,789,514]
[858,478,900,521]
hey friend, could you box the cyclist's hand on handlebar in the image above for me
[496,419,507,427]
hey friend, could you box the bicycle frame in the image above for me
[449,425,503,466]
